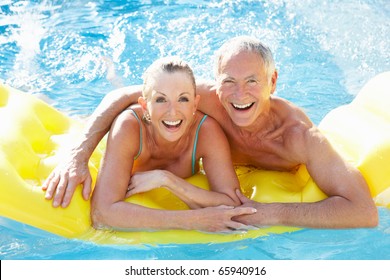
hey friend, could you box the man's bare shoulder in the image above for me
[268,97,319,154]
[271,96,313,126]
[196,80,227,120]
[196,79,216,96]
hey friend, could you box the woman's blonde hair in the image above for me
[142,57,196,100]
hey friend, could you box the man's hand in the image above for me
[42,158,92,208]
[233,190,264,227]
[193,205,258,233]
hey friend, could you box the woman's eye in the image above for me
[156,97,166,103]
[178,96,189,102]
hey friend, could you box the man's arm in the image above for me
[42,85,142,207]
[296,127,378,228]
[76,85,143,160]
[236,125,378,228]
[194,79,221,116]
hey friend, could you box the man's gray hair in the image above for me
[214,36,275,83]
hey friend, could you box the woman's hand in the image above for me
[126,170,169,197]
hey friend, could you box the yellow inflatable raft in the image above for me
[0,72,389,245]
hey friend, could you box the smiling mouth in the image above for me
[162,120,182,128]
[231,102,254,111]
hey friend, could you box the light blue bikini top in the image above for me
[129,109,208,175]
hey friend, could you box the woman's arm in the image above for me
[91,111,255,231]
[43,80,219,208]
[126,116,240,208]
[127,169,239,209]
[197,116,241,204]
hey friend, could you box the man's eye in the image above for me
[222,79,234,85]
[248,79,258,85]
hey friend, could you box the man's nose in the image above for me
[234,83,246,98]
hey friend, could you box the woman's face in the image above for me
[141,71,199,142]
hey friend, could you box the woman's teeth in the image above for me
[232,102,254,110]
[163,120,182,127]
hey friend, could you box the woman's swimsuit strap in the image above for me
[192,115,208,175]
[129,110,206,173]
[129,109,142,160]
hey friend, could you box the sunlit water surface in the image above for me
[0,0,389,260]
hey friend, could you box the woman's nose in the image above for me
[168,102,177,115]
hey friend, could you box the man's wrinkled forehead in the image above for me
[217,49,265,76]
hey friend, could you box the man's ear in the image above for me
[270,70,278,94]
[194,94,201,111]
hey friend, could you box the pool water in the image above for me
[0,0,389,260]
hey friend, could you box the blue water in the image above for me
[0,0,389,260]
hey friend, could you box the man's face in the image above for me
[216,50,273,128]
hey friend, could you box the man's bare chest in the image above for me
[227,133,300,171]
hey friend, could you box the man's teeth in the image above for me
[163,120,181,126]
[232,103,253,109]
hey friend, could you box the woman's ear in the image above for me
[138,96,147,110]
[138,96,151,123]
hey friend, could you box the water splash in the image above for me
[284,0,390,95]
[0,0,389,115]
